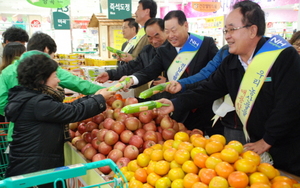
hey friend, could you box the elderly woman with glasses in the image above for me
[289,31,300,55]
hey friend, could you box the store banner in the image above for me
[27,0,70,8]
[53,6,70,30]
[108,0,131,20]
[192,2,221,12]
[197,16,224,29]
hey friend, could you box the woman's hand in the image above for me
[244,139,271,155]
[95,88,116,100]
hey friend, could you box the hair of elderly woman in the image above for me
[289,31,300,45]
[0,42,26,72]
[17,54,58,89]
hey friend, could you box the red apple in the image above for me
[113,141,126,152]
[124,97,138,106]
[81,143,92,154]
[190,128,204,136]
[91,129,99,139]
[75,130,81,137]
[96,128,108,142]
[172,120,179,132]
[91,137,101,150]
[106,95,117,106]
[120,130,133,144]
[98,142,113,155]
[156,132,163,142]
[135,128,146,138]
[178,122,187,131]
[143,130,158,143]
[124,145,139,160]
[85,121,98,132]
[155,114,167,125]
[143,140,156,149]
[138,110,153,124]
[143,121,157,132]
[111,121,125,135]
[116,157,130,169]
[77,122,86,134]
[69,122,78,131]
[115,113,128,123]
[71,136,81,146]
[107,149,123,163]
[81,117,93,124]
[152,109,159,119]
[98,122,104,129]
[160,116,174,129]
[112,99,124,109]
[83,146,97,160]
[103,118,115,130]
[162,128,176,140]
[129,135,144,148]
[103,108,114,119]
[104,130,119,146]
[113,108,122,120]
[92,114,105,124]
[69,129,75,139]
[82,132,93,143]
[124,117,140,131]
[99,165,112,175]
[92,153,106,162]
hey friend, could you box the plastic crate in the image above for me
[0,122,9,180]
[0,159,128,188]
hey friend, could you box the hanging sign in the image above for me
[108,0,131,19]
[27,0,70,8]
[192,2,221,12]
[53,12,70,29]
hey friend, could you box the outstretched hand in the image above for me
[95,72,109,83]
[244,139,271,155]
[155,98,174,115]
[166,80,182,94]
[95,88,116,100]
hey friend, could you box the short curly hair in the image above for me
[17,54,58,89]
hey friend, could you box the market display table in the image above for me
[64,142,111,188]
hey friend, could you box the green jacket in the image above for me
[0,59,104,141]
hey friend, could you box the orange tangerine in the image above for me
[154,160,170,176]
[241,150,261,166]
[191,147,207,160]
[192,182,209,188]
[209,176,229,188]
[220,147,239,163]
[174,131,190,142]
[250,182,271,188]
[183,173,200,188]
[225,140,244,154]
[215,161,235,179]
[205,156,222,169]
[193,153,209,169]
[168,167,185,181]
[209,134,226,146]
[129,178,143,188]
[170,160,182,169]
[163,140,174,151]
[151,144,162,150]
[249,172,270,185]
[182,160,199,174]
[271,181,292,188]
[198,168,217,185]
[178,141,194,152]
[134,168,148,183]
[210,152,222,159]
[142,183,154,188]
[146,160,156,174]
[174,149,190,165]
[228,171,249,188]
[172,140,183,149]
[127,160,141,172]
[143,147,154,156]
[205,140,224,155]
[150,149,163,161]
[190,133,204,143]
[155,177,171,188]
[257,163,277,180]
[147,172,161,186]
[271,176,293,187]
[137,153,151,167]
[234,158,257,174]
[192,136,207,148]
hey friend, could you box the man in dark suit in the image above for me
[117,18,139,66]
[121,10,222,135]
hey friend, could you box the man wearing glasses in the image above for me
[157,0,300,176]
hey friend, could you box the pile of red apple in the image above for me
[69,95,189,174]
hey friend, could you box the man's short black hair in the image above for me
[27,32,57,54]
[138,0,157,18]
[163,10,187,26]
[144,18,164,31]
[2,26,29,44]
[124,18,139,33]
[17,54,58,89]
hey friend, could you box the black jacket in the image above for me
[172,37,300,175]
[107,41,168,80]
[133,35,218,86]
[5,86,106,177]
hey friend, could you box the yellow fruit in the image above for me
[209,176,229,188]
[171,179,184,188]
[137,153,151,167]
[191,147,207,160]
[163,148,177,162]
[174,132,190,142]
[155,177,171,188]
[147,172,161,187]
[225,140,244,154]
[205,156,222,169]
[168,167,185,181]
[154,160,170,176]
[205,140,224,155]
[257,163,277,180]
[220,147,239,163]
[209,134,226,146]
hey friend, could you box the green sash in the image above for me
[235,35,291,141]
[167,33,204,81]
[123,28,146,53]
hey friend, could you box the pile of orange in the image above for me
[121,132,300,188]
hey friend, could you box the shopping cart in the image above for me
[0,159,128,188]
[0,122,9,180]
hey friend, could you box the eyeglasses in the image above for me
[223,25,252,35]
